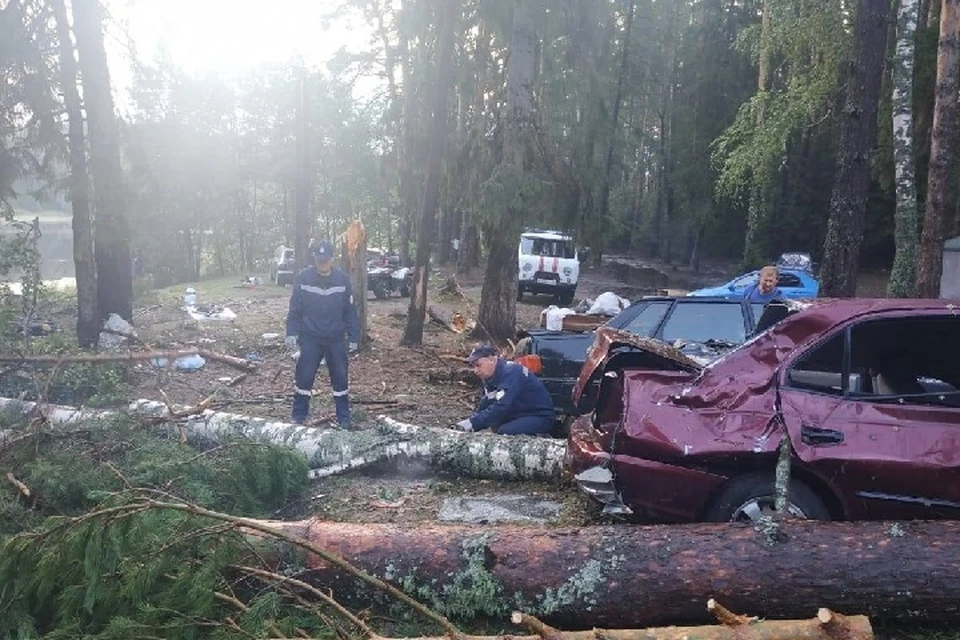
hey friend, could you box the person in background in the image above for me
[285,240,360,428]
[454,345,555,436]
[742,264,783,302]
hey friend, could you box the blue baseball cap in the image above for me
[312,241,334,261]
[467,344,498,363]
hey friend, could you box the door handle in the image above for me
[801,425,844,446]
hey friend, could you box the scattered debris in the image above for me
[98,314,137,350]
[187,304,237,323]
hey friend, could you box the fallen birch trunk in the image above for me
[260,518,960,628]
[0,348,257,372]
[0,397,565,481]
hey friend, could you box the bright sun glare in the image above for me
[108,0,368,83]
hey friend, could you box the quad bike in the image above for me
[368,264,413,299]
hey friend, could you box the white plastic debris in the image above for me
[586,291,630,316]
[187,306,237,322]
[175,354,205,371]
[98,313,136,350]
[541,305,576,331]
[183,287,197,308]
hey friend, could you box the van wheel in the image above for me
[704,472,830,522]
[516,287,523,302]
[558,290,575,306]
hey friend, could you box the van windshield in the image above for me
[520,237,576,259]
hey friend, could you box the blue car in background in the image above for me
[687,253,820,299]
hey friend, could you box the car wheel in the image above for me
[704,472,830,522]
[371,280,389,299]
[557,290,575,307]
[399,281,411,297]
[516,287,523,302]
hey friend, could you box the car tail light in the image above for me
[514,354,542,374]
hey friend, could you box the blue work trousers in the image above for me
[496,414,554,436]
[293,338,350,426]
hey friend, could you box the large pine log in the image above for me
[0,398,565,481]
[263,519,960,628]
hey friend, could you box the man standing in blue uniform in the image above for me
[455,345,555,436]
[285,241,360,428]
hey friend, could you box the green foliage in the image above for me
[0,418,313,638]
[0,417,309,536]
[0,333,128,407]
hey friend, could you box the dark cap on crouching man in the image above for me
[454,344,555,436]
[285,240,361,428]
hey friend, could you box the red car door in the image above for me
[778,312,960,520]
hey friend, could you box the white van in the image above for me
[517,230,579,305]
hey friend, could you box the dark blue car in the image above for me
[514,297,771,414]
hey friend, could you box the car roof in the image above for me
[522,230,572,240]
[692,298,959,391]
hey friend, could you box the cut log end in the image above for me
[707,598,754,626]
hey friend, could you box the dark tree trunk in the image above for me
[597,0,635,239]
[475,0,538,342]
[71,0,132,322]
[918,0,960,297]
[401,3,456,346]
[275,519,960,629]
[473,226,519,341]
[51,0,98,347]
[818,0,891,297]
[294,71,312,271]
[397,4,417,268]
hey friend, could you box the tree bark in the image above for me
[818,0,891,297]
[71,0,133,322]
[475,0,538,342]
[888,0,921,297]
[50,0,99,346]
[0,398,565,482]
[294,70,312,272]
[401,3,457,346]
[918,0,960,297]
[597,0,635,243]
[257,518,958,628]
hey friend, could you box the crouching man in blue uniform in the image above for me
[285,240,360,428]
[454,345,555,436]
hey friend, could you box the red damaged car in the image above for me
[566,298,960,522]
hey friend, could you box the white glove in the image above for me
[348,342,359,353]
[455,418,473,432]
[285,335,298,350]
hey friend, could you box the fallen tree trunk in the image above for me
[0,348,257,372]
[262,518,960,628]
[0,398,565,481]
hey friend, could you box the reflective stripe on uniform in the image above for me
[294,387,313,396]
[301,284,347,296]
[332,389,348,397]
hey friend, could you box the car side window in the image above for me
[660,302,747,344]
[618,301,671,337]
[788,315,960,405]
[777,273,802,288]
[731,273,758,289]
[786,332,846,395]
[849,316,960,406]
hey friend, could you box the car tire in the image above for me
[704,472,830,522]
[371,280,389,299]
[399,281,410,297]
[557,290,575,306]
[516,287,523,302]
